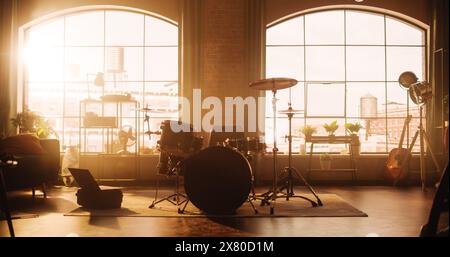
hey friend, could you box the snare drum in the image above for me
[158,120,202,157]
[157,120,203,175]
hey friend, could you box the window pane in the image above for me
[265,84,304,117]
[346,11,384,45]
[105,47,144,81]
[267,17,303,45]
[346,83,386,118]
[63,118,80,147]
[145,47,178,81]
[386,47,425,81]
[65,83,87,116]
[27,46,64,82]
[386,82,409,117]
[65,47,104,82]
[264,118,303,153]
[27,83,63,116]
[386,17,424,45]
[306,83,345,117]
[266,46,304,80]
[305,11,344,45]
[346,46,385,81]
[145,16,178,46]
[65,11,104,46]
[27,19,64,47]
[305,46,345,81]
[145,82,179,115]
[105,11,144,46]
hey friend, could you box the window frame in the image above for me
[265,8,429,154]
[18,6,180,153]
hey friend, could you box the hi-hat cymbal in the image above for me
[278,108,304,115]
[136,108,172,113]
[249,78,297,91]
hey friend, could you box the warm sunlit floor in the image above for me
[1,186,436,237]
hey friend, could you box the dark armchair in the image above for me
[1,139,60,198]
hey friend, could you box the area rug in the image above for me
[64,189,367,218]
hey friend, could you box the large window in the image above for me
[23,9,178,152]
[266,10,426,153]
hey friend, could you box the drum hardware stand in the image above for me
[255,84,322,213]
[149,156,189,214]
[274,103,322,206]
[257,104,322,208]
[256,87,279,214]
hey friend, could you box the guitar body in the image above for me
[385,115,413,185]
[385,148,411,182]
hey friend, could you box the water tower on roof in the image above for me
[360,93,378,141]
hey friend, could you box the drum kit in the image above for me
[141,78,322,215]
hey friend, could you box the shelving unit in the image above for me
[306,135,358,183]
[79,98,140,180]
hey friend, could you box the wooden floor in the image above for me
[1,186,436,237]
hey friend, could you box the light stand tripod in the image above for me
[409,105,441,191]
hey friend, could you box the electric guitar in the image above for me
[386,115,413,185]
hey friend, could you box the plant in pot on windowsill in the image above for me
[11,109,56,139]
[320,153,332,170]
[345,122,362,158]
[323,120,339,141]
[300,125,317,154]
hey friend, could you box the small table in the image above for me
[0,159,17,237]
[306,136,358,183]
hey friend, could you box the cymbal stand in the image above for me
[277,104,322,206]
[258,105,322,209]
[256,86,279,214]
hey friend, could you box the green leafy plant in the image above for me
[11,109,55,138]
[300,125,317,138]
[345,122,362,135]
[323,120,339,136]
[320,153,332,161]
[11,109,40,133]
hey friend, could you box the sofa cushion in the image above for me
[0,134,46,155]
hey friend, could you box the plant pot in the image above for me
[350,135,361,158]
[299,143,306,155]
[320,159,332,170]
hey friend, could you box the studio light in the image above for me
[398,71,432,105]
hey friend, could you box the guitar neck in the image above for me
[398,115,412,148]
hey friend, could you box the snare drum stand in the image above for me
[149,156,189,214]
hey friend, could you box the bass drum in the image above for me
[182,146,252,214]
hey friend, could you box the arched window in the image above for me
[265,9,426,153]
[22,8,178,152]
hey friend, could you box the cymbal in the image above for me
[136,108,170,113]
[278,108,304,115]
[249,78,297,91]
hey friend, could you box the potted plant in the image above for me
[301,125,317,142]
[299,125,317,155]
[11,109,56,138]
[323,120,339,137]
[345,122,362,158]
[320,153,332,170]
[11,109,40,134]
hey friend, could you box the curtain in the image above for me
[0,0,16,138]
